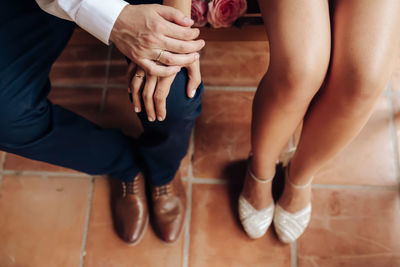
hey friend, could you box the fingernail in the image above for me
[184,17,193,24]
[148,117,154,122]
[190,90,196,98]
[183,17,194,24]
[158,116,163,121]
[195,53,200,59]
[135,107,140,113]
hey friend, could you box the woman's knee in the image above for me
[330,61,388,106]
[267,50,330,103]
[275,53,329,90]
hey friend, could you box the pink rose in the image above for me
[191,0,209,27]
[207,0,247,28]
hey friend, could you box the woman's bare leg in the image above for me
[242,0,331,210]
[280,0,400,212]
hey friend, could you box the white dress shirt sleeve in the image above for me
[35,0,129,44]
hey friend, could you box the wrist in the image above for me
[110,4,131,43]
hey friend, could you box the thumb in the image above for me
[156,5,194,27]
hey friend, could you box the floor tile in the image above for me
[67,28,102,46]
[0,175,91,267]
[312,95,397,186]
[99,88,143,138]
[4,153,80,173]
[193,91,254,180]
[200,41,269,87]
[0,151,4,171]
[84,177,185,267]
[189,184,291,267]
[50,29,109,84]
[180,152,191,178]
[108,47,127,84]
[49,86,103,124]
[298,188,400,267]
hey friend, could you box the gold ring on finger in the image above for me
[156,49,164,62]
[134,74,144,78]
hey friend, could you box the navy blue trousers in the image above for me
[0,0,203,186]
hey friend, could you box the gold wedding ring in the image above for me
[134,74,144,78]
[156,49,164,62]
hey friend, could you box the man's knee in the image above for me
[165,69,204,121]
[0,101,50,147]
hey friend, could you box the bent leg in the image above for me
[289,0,400,185]
[0,1,141,181]
[252,0,331,179]
[137,69,203,186]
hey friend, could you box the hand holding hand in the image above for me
[111,4,205,77]
[127,61,201,122]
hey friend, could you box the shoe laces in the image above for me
[153,184,173,198]
[121,177,140,197]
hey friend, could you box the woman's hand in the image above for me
[111,4,205,77]
[127,60,201,122]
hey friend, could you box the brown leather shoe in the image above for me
[111,173,148,245]
[151,172,187,243]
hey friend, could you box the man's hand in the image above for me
[127,61,201,122]
[111,4,205,77]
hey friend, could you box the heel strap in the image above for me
[247,153,274,183]
[247,166,274,184]
[285,164,313,189]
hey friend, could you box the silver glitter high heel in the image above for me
[273,166,312,244]
[239,164,275,239]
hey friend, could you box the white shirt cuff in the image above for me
[76,0,129,45]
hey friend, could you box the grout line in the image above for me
[183,177,193,267]
[188,129,195,180]
[52,83,106,89]
[0,170,91,178]
[79,176,95,267]
[311,183,398,191]
[204,85,257,92]
[183,130,195,267]
[291,241,298,267]
[188,177,398,190]
[1,152,6,171]
[189,177,400,189]
[99,87,108,113]
[99,45,114,113]
[191,177,228,185]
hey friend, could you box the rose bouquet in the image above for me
[191,0,247,28]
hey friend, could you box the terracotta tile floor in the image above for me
[1,29,400,267]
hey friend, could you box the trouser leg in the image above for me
[0,0,141,181]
